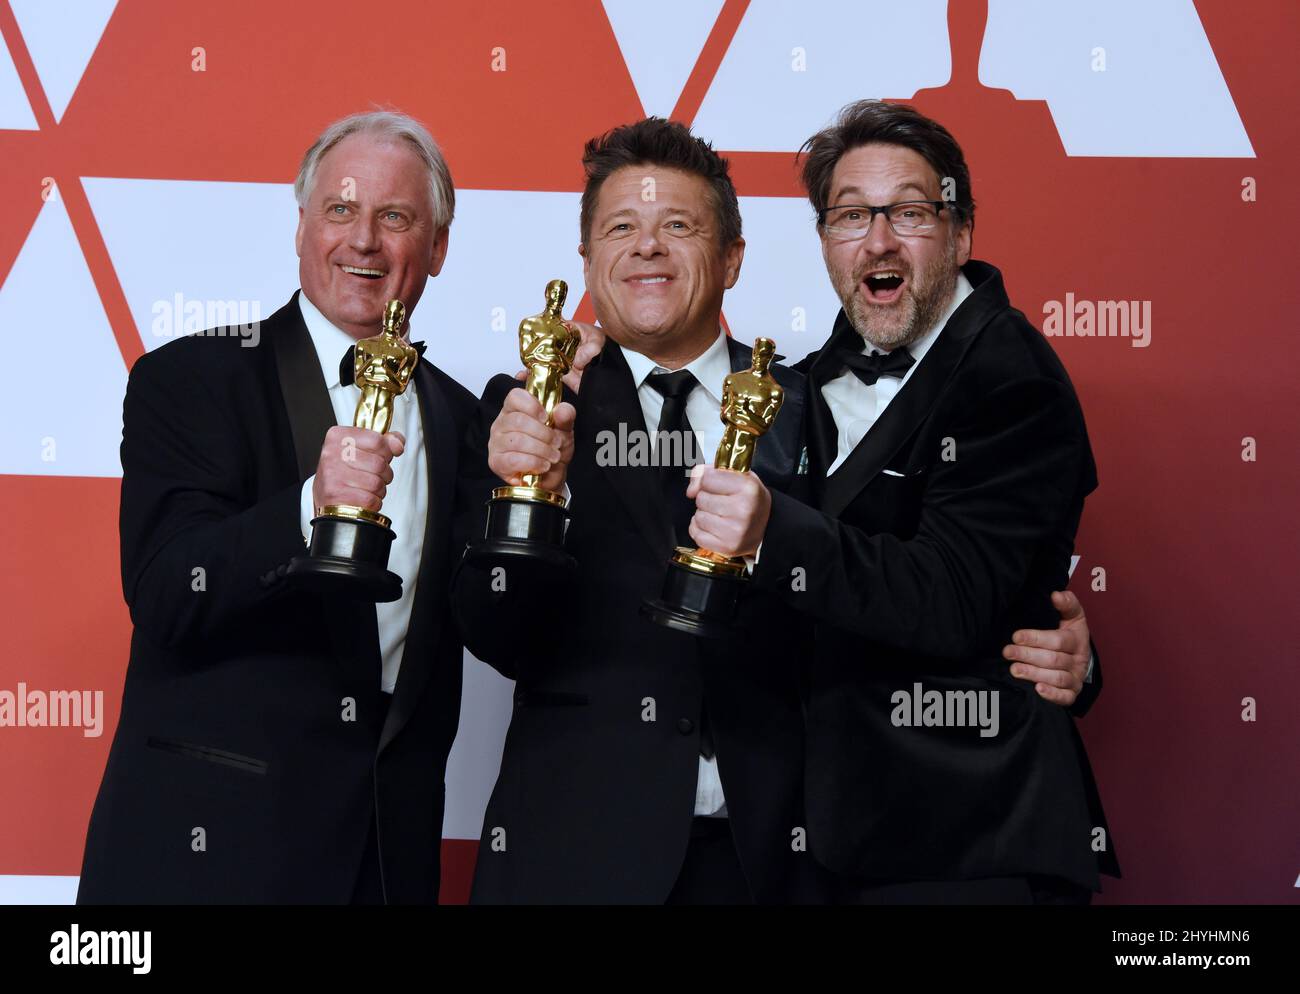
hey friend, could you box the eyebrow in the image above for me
[598,205,703,224]
[320,194,419,214]
[830,182,933,203]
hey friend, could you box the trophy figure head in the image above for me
[544,279,568,315]
[382,299,406,337]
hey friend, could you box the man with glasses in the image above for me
[690,100,1117,903]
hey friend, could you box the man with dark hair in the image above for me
[695,99,1117,903]
[456,117,818,904]
[454,116,1095,904]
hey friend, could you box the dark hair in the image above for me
[800,100,975,227]
[579,117,742,248]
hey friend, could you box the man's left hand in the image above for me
[1003,590,1091,706]
[686,465,771,558]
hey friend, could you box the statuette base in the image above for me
[287,513,402,603]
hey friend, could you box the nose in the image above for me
[860,209,902,257]
[348,212,381,254]
[632,225,667,259]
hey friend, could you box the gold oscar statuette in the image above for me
[287,299,419,602]
[463,279,579,573]
[643,337,785,636]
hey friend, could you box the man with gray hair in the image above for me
[78,111,490,904]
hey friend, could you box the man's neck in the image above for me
[300,288,380,341]
[641,329,720,371]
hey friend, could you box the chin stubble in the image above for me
[841,238,959,352]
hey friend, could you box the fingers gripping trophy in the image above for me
[288,299,418,602]
[465,279,579,572]
[643,337,785,637]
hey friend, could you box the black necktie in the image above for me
[837,344,914,387]
[645,369,699,547]
[340,340,427,387]
[645,369,715,761]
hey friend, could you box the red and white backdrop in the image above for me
[0,0,1295,904]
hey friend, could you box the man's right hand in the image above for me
[312,425,405,513]
[489,388,575,492]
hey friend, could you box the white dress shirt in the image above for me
[296,291,429,694]
[822,272,973,475]
[619,330,734,817]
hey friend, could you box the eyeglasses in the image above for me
[817,201,948,240]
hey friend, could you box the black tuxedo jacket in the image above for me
[453,338,828,903]
[753,260,1119,889]
[77,292,482,904]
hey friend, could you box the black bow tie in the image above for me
[339,340,426,388]
[836,345,915,387]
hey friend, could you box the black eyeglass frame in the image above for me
[816,200,951,236]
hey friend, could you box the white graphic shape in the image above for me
[603,0,724,118]
[980,0,1253,156]
[0,196,125,477]
[11,0,118,123]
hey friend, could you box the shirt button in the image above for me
[676,718,694,735]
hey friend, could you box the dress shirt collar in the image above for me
[619,328,732,404]
[298,290,360,391]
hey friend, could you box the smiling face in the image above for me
[295,132,449,340]
[581,165,743,368]
[821,143,971,351]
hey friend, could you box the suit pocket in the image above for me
[856,466,927,537]
[146,736,268,775]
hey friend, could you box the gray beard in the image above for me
[842,242,959,352]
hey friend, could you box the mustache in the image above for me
[853,257,911,282]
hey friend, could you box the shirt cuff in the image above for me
[299,476,315,547]
[742,540,763,574]
[1084,650,1096,684]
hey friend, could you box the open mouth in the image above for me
[863,270,905,303]
[341,264,387,281]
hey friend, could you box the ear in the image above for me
[579,242,589,279]
[428,226,450,278]
[954,219,972,267]
[722,237,745,290]
[294,207,305,257]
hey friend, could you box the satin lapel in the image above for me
[802,311,862,504]
[380,361,455,755]
[270,291,337,483]
[803,350,841,503]
[724,337,804,483]
[820,263,1008,518]
[580,343,676,560]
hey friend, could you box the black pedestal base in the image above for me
[287,514,402,603]
[462,493,576,575]
[641,557,746,638]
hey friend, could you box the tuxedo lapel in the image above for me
[819,262,1009,518]
[580,343,676,560]
[380,361,455,754]
[270,291,337,483]
[803,316,857,503]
